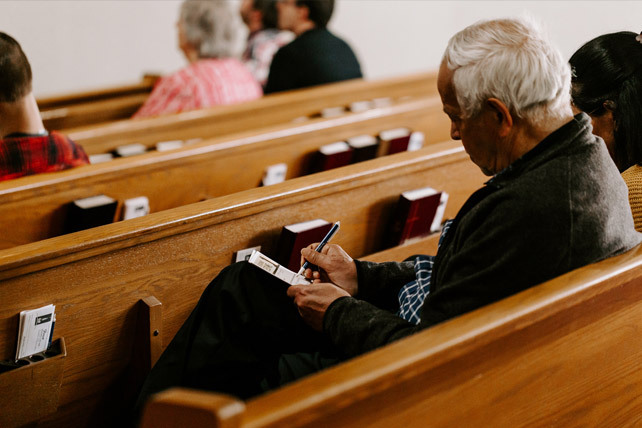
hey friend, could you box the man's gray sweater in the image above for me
[324,113,642,357]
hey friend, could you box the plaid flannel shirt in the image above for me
[0,131,89,182]
[133,58,263,119]
[397,220,453,324]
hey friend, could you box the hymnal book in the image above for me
[15,304,55,360]
[155,140,184,152]
[320,106,346,118]
[64,194,118,233]
[407,131,425,152]
[88,153,114,164]
[349,100,374,113]
[122,196,150,220]
[113,143,147,157]
[386,187,448,247]
[347,135,379,163]
[262,163,288,186]
[372,97,393,108]
[248,250,311,285]
[312,141,354,173]
[275,219,333,272]
[378,127,412,156]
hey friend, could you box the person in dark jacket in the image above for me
[134,17,641,414]
[263,0,362,94]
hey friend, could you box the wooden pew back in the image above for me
[140,242,642,427]
[0,96,450,249]
[0,143,486,427]
[64,71,439,155]
[38,75,158,130]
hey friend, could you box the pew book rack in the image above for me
[0,338,67,427]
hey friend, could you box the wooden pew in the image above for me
[0,96,450,249]
[63,71,439,155]
[38,74,159,130]
[0,143,486,427]
[139,241,642,427]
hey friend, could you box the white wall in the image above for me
[0,0,640,98]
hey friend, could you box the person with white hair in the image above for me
[133,0,262,118]
[134,17,640,412]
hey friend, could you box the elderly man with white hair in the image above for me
[134,0,262,118]
[134,17,640,412]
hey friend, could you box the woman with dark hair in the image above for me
[570,31,642,230]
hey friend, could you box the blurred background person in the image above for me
[570,31,642,230]
[0,32,89,182]
[134,0,262,118]
[264,0,362,94]
[240,0,294,88]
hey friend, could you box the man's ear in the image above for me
[486,98,513,137]
[297,4,310,21]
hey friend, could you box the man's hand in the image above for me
[300,244,358,296]
[287,282,350,331]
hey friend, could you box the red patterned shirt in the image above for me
[0,131,90,182]
[133,58,263,118]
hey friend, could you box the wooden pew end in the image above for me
[140,388,245,428]
[136,296,163,371]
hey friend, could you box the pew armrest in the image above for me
[140,388,245,428]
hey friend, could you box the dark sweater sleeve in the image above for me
[324,297,420,357]
[353,259,415,311]
[322,259,417,357]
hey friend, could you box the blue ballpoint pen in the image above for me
[297,221,340,275]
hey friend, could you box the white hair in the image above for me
[442,17,572,127]
[180,0,241,59]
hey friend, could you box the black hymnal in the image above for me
[347,135,379,163]
[64,194,118,233]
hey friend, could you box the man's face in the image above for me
[437,62,504,176]
[239,0,254,26]
[276,0,301,31]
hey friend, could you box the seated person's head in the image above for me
[240,0,279,32]
[276,0,334,33]
[177,0,241,62]
[0,32,33,104]
[569,31,642,172]
[438,17,572,176]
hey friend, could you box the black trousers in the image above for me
[134,261,344,415]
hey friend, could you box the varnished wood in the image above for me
[139,296,163,371]
[64,71,439,155]
[140,243,642,427]
[0,338,67,427]
[0,144,485,426]
[37,74,158,110]
[140,389,245,428]
[0,96,450,249]
[41,93,150,131]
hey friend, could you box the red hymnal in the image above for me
[378,128,411,156]
[275,219,333,271]
[347,135,379,163]
[312,141,354,173]
[386,187,448,247]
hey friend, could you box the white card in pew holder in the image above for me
[16,304,55,360]
[248,250,311,285]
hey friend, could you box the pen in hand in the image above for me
[297,221,340,276]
